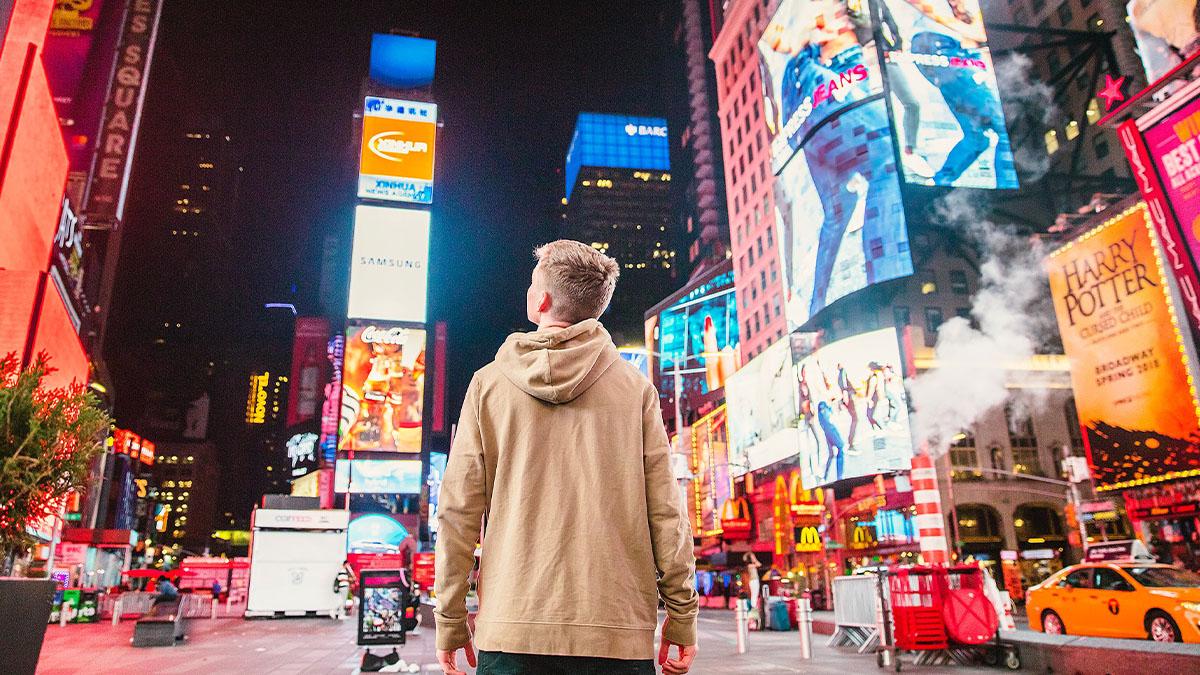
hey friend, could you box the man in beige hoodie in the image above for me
[435,240,699,675]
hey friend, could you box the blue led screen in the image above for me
[369,34,436,89]
[565,113,670,199]
[651,270,740,406]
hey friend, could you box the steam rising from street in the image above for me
[907,54,1062,457]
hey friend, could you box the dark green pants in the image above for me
[477,650,655,674]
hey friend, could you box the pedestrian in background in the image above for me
[435,240,699,675]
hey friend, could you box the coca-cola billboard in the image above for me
[286,317,330,427]
[339,323,426,454]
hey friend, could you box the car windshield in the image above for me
[1124,566,1200,588]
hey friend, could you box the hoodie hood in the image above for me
[495,319,620,404]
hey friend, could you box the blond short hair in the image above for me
[534,240,620,322]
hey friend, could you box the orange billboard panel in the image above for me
[1045,202,1200,490]
[357,96,436,204]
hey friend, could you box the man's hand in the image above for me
[436,641,477,675]
[657,618,697,675]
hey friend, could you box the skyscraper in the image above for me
[561,113,678,344]
[668,0,731,278]
[709,1,787,361]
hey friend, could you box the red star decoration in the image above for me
[1098,74,1127,111]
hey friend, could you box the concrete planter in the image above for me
[0,578,56,675]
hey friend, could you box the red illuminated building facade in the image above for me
[709,0,787,361]
[0,0,89,389]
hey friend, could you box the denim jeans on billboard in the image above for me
[911,31,1009,186]
[477,651,656,675]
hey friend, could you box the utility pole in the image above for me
[1062,445,1091,557]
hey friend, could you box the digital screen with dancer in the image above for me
[877,0,1018,189]
[759,0,913,329]
[792,328,914,489]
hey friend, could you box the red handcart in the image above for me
[876,565,1020,672]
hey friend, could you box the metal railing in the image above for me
[101,592,246,623]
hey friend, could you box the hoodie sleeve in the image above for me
[642,384,699,645]
[434,376,487,651]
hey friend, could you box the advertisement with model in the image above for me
[759,0,912,329]
[358,96,437,204]
[791,328,913,489]
[726,338,800,477]
[1045,202,1200,491]
[346,205,430,324]
[876,0,1017,189]
[645,263,741,407]
[339,323,425,453]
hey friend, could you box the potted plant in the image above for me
[1,352,110,674]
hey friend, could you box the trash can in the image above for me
[767,598,791,631]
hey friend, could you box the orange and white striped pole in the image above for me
[910,449,949,565]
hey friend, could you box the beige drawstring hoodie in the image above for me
[434,319,698,660]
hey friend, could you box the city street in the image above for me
[35,608,1000,674]
[9,1,1200,674]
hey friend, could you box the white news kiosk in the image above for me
[244,508,350,617]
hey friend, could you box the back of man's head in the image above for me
[534,240,620,323]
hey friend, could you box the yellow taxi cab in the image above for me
[1026,562,1200,642]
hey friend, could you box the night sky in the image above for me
[148,1,674,427]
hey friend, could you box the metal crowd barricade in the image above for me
[104,592,231,623]
[829,574,885,654]
[104,591,159,623]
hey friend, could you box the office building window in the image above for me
[950,430,983,480]
[924,307,944,346]
[949,270,969,294]
[1007,406,1042,475]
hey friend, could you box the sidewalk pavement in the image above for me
[37,608,999,674]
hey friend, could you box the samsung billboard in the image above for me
[347,205,430,324]
[565,113,670,199]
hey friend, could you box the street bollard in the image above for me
[211,597,219,620]
[798,598,813,660]
[112,595,122,625]
[735,603,748,654]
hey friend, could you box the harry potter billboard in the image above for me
[1046,202,1200,491]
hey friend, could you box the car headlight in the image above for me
[1181,601,1200,613]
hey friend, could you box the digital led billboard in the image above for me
[691,405,732,537]
[348,513,412,554]
[334,459,422,494]
[725,338,799,476]
[565,113,670,199]
[287,432,319,479]
[759,0,912,329]
[1127,0,1199,86]
[339,324,425,454]
[347,205,430,324]
[358,96,437,204]
[369,34,436,89]
[286,317,330,427]
[792,329,913,489]
[877,0,1017,189]
[617,347,650,378]
[647,267,741,405]
[1045,203,1200,491]
[43,0,108,117]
